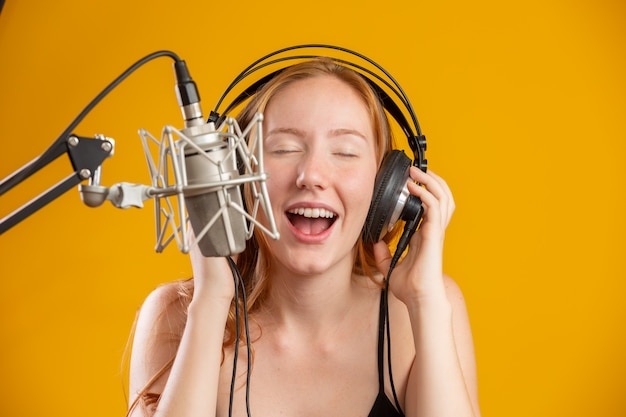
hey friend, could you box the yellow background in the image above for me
[1,0,625,416]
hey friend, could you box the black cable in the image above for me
[227,257,253,417]
[384,271,403,413]
[228,257,240,417]
[240,270,253,417]
[0,50,181,196]
[384,212,423,414]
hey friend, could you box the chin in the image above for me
[273,243,355,278]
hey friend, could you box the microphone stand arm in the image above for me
[0,134,114,234]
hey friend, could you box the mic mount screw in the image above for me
[101,141,113,153]
[79,169,92,179]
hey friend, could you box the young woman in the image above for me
[127,57,481,417]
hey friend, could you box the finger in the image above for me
[407,180,441,225]
[427,170,455,219]
[410,168,447,204]
[409,168,454,228]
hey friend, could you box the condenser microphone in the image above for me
[174,60,247,257]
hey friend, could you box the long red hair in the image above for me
[126,57,403,415]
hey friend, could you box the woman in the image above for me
[127,57,481,417]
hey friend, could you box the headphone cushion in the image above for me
[363,150,411,243]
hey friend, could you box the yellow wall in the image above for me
[1,1,625,416]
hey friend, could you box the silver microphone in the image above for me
[174,60,246,257]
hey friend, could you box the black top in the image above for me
[367,291,404,417]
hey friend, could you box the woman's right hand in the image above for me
[187,227,237,305]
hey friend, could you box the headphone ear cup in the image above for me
[363,150,412,243]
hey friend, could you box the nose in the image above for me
[295,151,329,190]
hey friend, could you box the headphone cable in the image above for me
[384,210,423,413]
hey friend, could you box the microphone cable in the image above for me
[0,50,182,196]
[227,257,253,417]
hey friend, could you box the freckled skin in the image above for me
[262,75,378,277]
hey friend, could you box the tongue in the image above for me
[290,216,333,235]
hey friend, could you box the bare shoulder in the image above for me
[442,273,481,413]
[138,279,192,328]
[133,278,193,353]
[128,280,192,406]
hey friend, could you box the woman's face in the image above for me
[262,75,379,276]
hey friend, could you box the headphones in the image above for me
[209,44,428,245]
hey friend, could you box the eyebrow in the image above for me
[265,127,304,138]
[266,127,369,141]
[328,128,368,141]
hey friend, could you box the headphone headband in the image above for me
[210,44,427,171]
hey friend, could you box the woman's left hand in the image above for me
[373,167,455,305]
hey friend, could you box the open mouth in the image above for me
[286,207,337,235]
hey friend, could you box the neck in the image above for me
[263,257,359,331]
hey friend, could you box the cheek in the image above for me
[264,162,294,202]
[342,169,376,219]
[247,156,290,219]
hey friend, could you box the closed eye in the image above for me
[270,147,302,155]
[333,151,359,158]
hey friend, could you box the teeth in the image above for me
[287,207,336,219]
